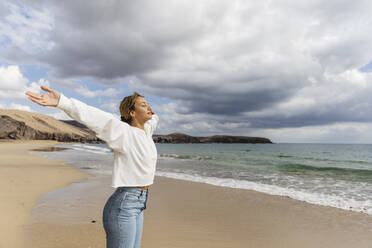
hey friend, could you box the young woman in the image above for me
[26,85,159,248]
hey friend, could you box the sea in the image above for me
[30,142,372,216]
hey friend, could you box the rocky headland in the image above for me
[0,109,272,144]
[152,133,272,143]
[0,109,101,143]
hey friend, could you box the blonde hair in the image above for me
[119,92,144,124]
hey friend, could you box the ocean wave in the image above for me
[69,144,112,154]
[275,154,372,166]
[159,153,213,161]
[155,171,372,215]
[274,163,372,177]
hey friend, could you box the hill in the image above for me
[153,133,272,143]
[0,109,100,143]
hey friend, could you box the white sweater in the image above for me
[57,93,159,188]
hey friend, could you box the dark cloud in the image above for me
[3,0,372,131]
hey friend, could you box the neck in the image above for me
[130,120,145,130]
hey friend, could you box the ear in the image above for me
[129,109,135,118]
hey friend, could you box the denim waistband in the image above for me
[115,187,149,194]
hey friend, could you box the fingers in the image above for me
[41,85,53,93]
[26,91,47,106]
[25,91,42,100]
[27,96,46,106]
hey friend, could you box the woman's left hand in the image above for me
[25,86,61,107]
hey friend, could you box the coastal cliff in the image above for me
[0,109,100,143]
[0,109,272,144]
[153,133,272,143]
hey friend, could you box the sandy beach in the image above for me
[1,140,372,248]
[0,140,89,248]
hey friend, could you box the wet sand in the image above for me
[0,140,89,248]
[24,175,372,248]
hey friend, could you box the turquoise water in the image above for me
[31,143,372,215]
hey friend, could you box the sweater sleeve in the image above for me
[57,93,129,153]
[144,113,159,136]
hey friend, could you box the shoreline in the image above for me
[24,140,372,216]
[1,140,372,247]
[25,175,372,248]
[0,140,90,248]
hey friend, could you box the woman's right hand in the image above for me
[25,85,61,107]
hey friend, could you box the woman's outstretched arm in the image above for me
[26,86,129,153]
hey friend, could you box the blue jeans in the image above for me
[103,187,149,248]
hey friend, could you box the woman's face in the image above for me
[131,96,153,123]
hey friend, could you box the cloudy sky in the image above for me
[1,0,372,143]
